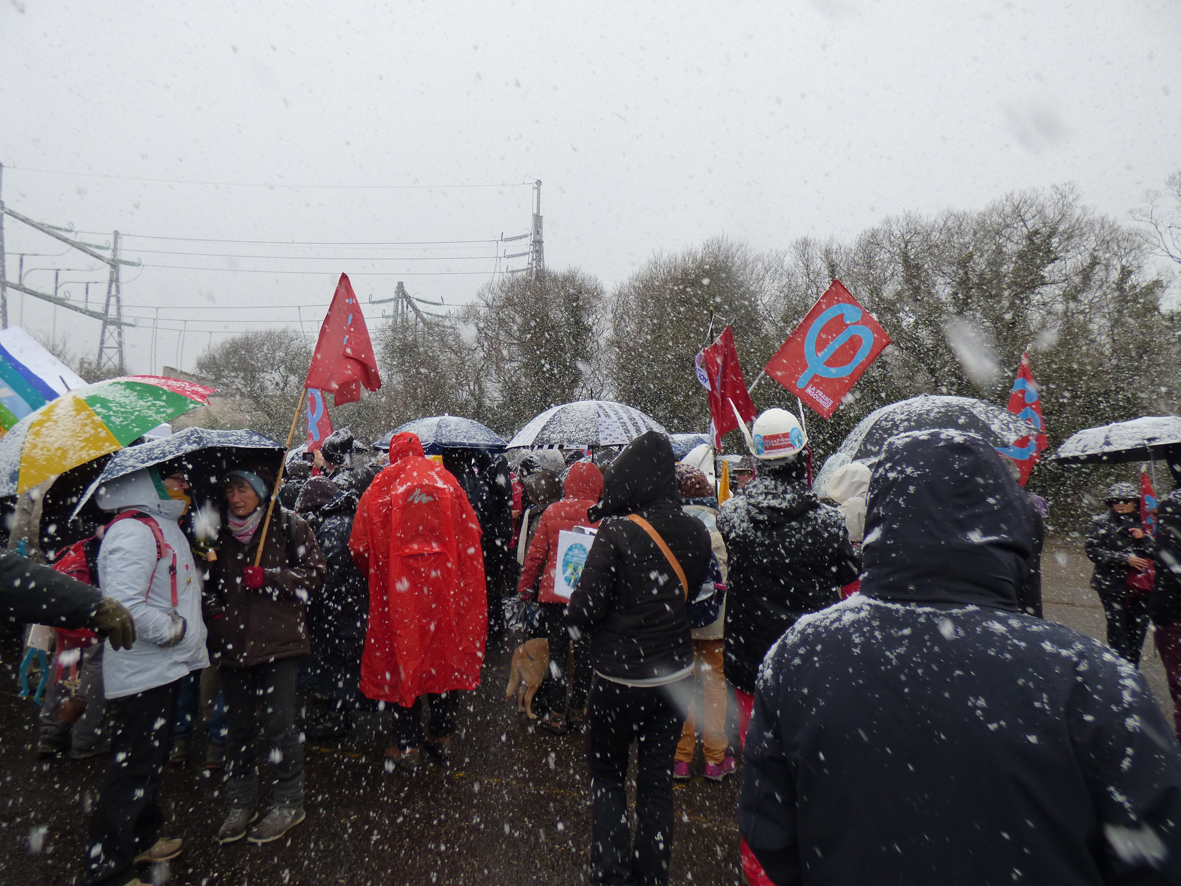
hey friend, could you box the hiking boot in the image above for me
[247,806,306,844]
[673,761,692,781]
[538,712,568,735]
[423,734,452,765]
[70,742,109,760]
[133,837,183,864]
[37,735,68,758]
[704,756,737,782]
[204,743,226,771]
[384,746,422,773]
[567,708,588,733]
[216,808,258,844]
[169,736,190,765]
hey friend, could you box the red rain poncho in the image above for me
[349,433,487,707]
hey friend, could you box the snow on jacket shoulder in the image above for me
[719,468,857,694]
[94,470,208,698]
[518,461,603,604]
[350,433,487,707]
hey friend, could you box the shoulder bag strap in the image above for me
[626,514,689,598]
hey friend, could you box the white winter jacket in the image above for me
[96,469,208,698]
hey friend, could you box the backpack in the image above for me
[49,511,178,648]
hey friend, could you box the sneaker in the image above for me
[384,746,422,773]
[133,837,183,864]
[205,743,226,771]
[169,736,190,765]
[217,808,258,844]
[567,708,588,733]
[247,806,306,844]
[704,756,737,782]
[538,712,569,735]
[673,761,692,781]
[423,734,452,765]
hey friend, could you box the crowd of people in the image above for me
[4,413,1181,885]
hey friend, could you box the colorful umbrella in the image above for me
[0,326,87,433]
[0,376,215,495]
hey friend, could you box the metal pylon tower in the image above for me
[96,230,125,375]
[528,179,544,278]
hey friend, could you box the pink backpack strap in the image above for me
[107,511,179,608]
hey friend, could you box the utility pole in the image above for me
[96,231,125,374]
[528,179,544,279]
[0,163,8,328]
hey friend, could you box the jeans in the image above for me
[389,692,458,751]
[1100,590,1151,666]
[675,639,728,766]
[173,670,199,739]
[84,680,178,886]
[539,602,591,716]
[221,658,303,810]
[587,676,691,886]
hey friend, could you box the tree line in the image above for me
[188,180,1181,531]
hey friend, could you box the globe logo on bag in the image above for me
[562,543,589,589]
[796,304,876,388]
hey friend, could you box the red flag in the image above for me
[763,280,890,419]
[304,274,382,406]
[1142,469,1158,535]
[1000,349,1048,486]
[695,326,758,449]
[305,388,334,452]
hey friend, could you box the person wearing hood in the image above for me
[1086,481,1155,665]
[205,467,326,845]
[83,467,208,886]
[442,447,515,645]
[517,459,603,734]
[826,461,872,599]
[719,409,858,886]
[349,432,487,772]
[1150,489,1181,742]
[295,476,368,740]
[567,431,712,886]
[739,429,1181,886]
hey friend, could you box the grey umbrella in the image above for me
[373,415,507,455]
[507,400,667,449]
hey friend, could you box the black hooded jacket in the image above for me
[718,457,858,694]
[1086,506,1155,599]
[299,483,368,665]
[443,449,515,593]
[739,430,1181,886]
[1150,490,1181,626]
[567,432,712,683]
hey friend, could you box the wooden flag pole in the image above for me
[253,387,306,567]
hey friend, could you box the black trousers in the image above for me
[538,602,592,715]
[587,676,692,886]
[222,658,304,809]
[85,680,178,886]
[1100,590,1151,666]
[389,692,459,751]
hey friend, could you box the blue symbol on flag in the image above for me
[797,304,876,388]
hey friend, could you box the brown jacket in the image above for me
[205,506,326,668]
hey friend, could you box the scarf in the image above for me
[229,507,264,545]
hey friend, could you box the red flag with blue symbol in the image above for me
[1000,348,1048,486]
[305,388,334,452]
[1142,469,1158,535]
[305,274,381,406]
[695,325,758,449]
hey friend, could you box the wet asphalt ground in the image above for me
[0,540,1173,886]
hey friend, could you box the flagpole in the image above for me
[253,387,307,567]
[746,370,766,394]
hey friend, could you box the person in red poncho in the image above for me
[348,432,487,772]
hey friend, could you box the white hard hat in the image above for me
[736,407,808,462]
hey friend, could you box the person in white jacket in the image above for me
[83,467,208,886]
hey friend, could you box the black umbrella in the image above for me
[814,395,1036,496]
[1053,416,1181,486]
[374,416,507,455]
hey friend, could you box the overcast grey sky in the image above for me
[2,0,1178,374]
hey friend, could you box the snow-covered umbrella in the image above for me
[1053,416,1181,485]
[373,415,507,455]
[813,394,1037,497]
[506,400,668,449]
[70,426,285,518]
[669,433,712,459]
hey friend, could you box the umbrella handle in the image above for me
[253,389,306,567]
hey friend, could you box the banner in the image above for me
[1000,349,1048,486]
[763,280,890,418]
[695,326,758,448]
[1142,469,1158,535]
[305,388,333,452]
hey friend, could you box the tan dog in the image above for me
[505,638,549,719]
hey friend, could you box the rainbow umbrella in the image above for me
[0,376,215,495]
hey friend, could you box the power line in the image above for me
[7,166,534,191]
[126,248,497,261]
[109,234,501,246]
[137,263,495,276]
